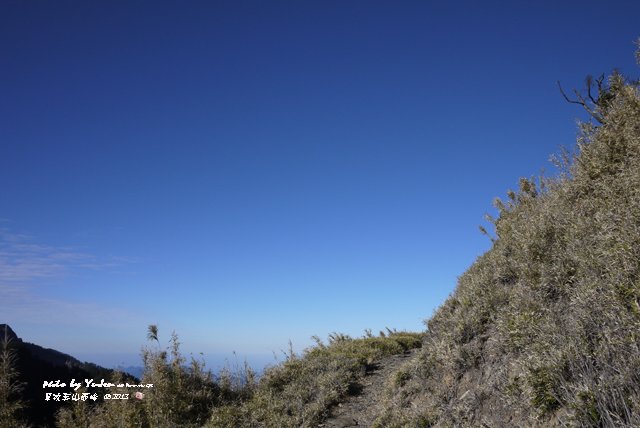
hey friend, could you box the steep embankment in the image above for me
[372,56,640,426]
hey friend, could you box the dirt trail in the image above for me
[318,348,419,428]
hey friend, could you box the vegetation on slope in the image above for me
[374,43,640,427]
[0,324,132,428]
[209,330,422,427]
[51,326,421,428]
[4,39,639,428]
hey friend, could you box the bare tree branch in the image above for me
[557,80,604,123]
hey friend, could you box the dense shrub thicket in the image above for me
[375,44,640,427]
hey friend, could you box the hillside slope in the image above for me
[374,48,640,427]
[0,324,136,427]
[4,45,639,428]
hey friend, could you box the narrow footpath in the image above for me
[319,348,420,428]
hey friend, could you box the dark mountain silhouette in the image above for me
[1,324,138,427]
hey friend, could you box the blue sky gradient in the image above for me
[1,1,639,369]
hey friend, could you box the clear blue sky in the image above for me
[1,1,638,369]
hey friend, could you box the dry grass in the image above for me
[8,38,640,428]
[208,330,423,428]
[51,327,422,428]
[375,45,640,427]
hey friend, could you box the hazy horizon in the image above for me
[2,1,639,369]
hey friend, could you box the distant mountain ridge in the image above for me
[0,323,19,342]
[1,323,138,427]
[116,364,145,379]
[1,324,92,370]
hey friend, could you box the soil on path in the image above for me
[318,348,420,428]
